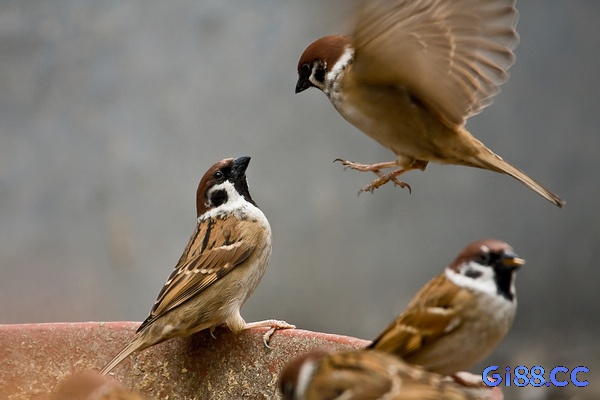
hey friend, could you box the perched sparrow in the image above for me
[279,349,502,400]
[100,157,294,375]
[369,239,523,376]
[296,0,564,207]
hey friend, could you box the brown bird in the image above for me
[100,157,294,375]
[369,239,523,376]
[296,0,564,207]
[279,349,503,400]
[51,371,151,400]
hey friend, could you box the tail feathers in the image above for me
[100,337,145,375]
[472,152,565,208]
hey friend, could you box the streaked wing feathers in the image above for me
[138,214,256,332]
[353,0,519,127]
[311,350,484,399]
[310,351,394,399]
[370,274,468,357]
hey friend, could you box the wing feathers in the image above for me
[369,274,467,358]
[137,215,258,332]
[353,0,519,126]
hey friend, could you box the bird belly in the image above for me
[144,246,271,340]
[407,296,516,375]
[331,84,481,168]
[405,326,499,375]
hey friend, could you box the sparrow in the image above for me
[279,349,502,400]
[100,156,294,375]
[368,239,524,376]
[295,0,565,207]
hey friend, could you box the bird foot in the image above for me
[334,159,411,194]
[334,159,399,172]
[243,319,296,348]
[360,169,411,194]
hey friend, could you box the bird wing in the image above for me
[352,0,519,127]
[311,350,481,399]
[137,214,259,332]
[369,274,470,358]
[309,351,395,399]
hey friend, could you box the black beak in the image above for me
[295,76,312,94]
[231,156,251,180]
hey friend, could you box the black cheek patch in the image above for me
[210,189,228,208]
[464,269,483,279]
[314,65,326,84]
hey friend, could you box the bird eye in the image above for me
[300,63,311,76]
[213,170,223,180]
[477,253,491,265]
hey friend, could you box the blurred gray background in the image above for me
[0,1,598,399]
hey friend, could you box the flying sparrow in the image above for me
[100,156,294,375]
[296,0,565,207]
[368,239,523,376]
[279,349,502,400]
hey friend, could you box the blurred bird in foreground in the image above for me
[279,349,503,400]
[51,371,151,400]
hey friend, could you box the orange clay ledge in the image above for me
[0,322,504,400]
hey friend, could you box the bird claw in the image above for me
[360,170,411,194]
[335,158,411,194]
[334,158,398,172]
[358,175,411,194]
[243,319,296,348]
[391,177,411,193]
[263,321,296,347]
[333,158,354,171]
[262,328,275,348]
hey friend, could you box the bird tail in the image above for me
[99,336,146,375]
[471,149,565,208]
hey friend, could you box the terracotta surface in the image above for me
[0,322,503,399]
[0,322,368,399]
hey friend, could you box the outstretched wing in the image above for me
[353,0,519,127]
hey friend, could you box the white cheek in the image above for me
[325,47,354,97]
[202,182,248,217]
[446,262,517,334]
[199,181,271,235]
[330,47,354,78]
[445,262,498,297]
